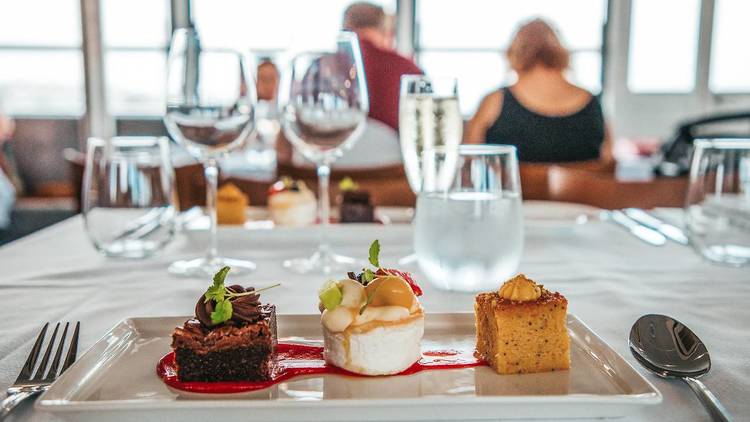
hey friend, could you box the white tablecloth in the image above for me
[0,205,748,421]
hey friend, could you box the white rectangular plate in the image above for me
[37,313,660,421]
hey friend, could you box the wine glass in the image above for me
[278,32,368,274]
[397,75,462,265]
[685,138,750,266]
[164,28,257,277]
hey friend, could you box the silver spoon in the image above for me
[629,314,734,422]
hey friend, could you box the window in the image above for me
[0,0,84,115]
[709,0,750,93]
[102,0,170,116]
[193,0,395,56]
[415,0,607,115]
[627,0,701,93]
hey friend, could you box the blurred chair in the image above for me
[548,166,688,209]
[659,111,750,176]
[63,148,85,213]
[519,160,613,201]
[277,160,414,207]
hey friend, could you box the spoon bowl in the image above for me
[629,314,733,422]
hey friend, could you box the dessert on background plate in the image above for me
[318,240,425,375]
[338,177,375,223]
[171,267,279,382]
[267,177,316,227]
[216,183,248,225]
[474,274,570,375]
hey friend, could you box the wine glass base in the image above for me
[169,256,257,278]
[283,250,366,274]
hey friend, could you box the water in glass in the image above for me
[414,145,524,292]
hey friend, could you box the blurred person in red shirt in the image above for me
[342,2,422,133]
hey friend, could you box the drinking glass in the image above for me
[82,137,176,258]
[398,75,462,264]
[414,145,524,292]
[164,28,257,277]
[278,32,368,274]
[685,139,750,266]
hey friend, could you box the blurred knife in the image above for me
[604,210,667,246]
[623,208,689,245]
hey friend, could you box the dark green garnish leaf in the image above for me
[362,269,376,284]
[368,240,380,267]
[213,266,231,287]
[211,299,233,324]
[204,283,225,303]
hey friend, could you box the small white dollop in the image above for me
[321,306,355,332]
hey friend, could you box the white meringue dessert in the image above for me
[267,179,316,227]
[319,275,425,375]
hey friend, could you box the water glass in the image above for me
[82,137,176,258]
[414,145,523,292]
[685,139,750,266]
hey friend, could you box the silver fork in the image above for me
[1,322,80,420]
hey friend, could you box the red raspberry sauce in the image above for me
[157,342,485,394]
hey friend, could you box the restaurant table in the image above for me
[0,204,748,421]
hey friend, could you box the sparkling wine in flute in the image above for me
[399,94,462,193]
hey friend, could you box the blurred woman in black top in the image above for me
[465,19,612,163]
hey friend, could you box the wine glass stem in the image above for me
[204,158,219,264]
[317,163,331,257]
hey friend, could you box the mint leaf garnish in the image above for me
[362,269,376,284]
[211,299,233,324]
[204,284,225,303]
[213,266,231,286]
[368,240,380,268]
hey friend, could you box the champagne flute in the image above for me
[398,75,462,265]
[278,32,368,274]
[164,28,257,277]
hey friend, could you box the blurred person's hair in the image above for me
[343,2,386,32]
[507,18,569,72]
[257,57,278,72]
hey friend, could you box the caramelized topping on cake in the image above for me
[498,274,542,302]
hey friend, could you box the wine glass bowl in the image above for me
[164,27,257,277]
[280,49,367,164]
[278,32,369,274]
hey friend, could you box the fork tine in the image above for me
[61,322,80,372]
[31,322,60,380]
[43,322,70,382]
[16,323,49,381]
